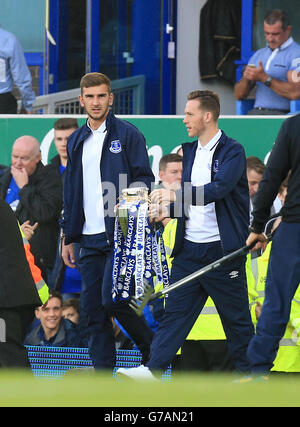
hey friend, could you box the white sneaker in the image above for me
[116,365,157,381]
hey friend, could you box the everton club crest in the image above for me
[109,139,122,154]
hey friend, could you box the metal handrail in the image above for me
[31,75,145,115]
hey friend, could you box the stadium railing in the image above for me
[30,75,145,115]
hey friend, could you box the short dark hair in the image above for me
[187,90,220,121]
[246,156,265,175]
[62,298,80,313]
[54,118,79,131]
[80,72,111,94]
[159,153,183,171]
[264,9,290,31]
[48,290,63,307]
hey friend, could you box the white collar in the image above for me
[87,120,107,133]
[279,36,294,50]
[265,37,294,72]
[198,129,222,151]
[267,36,294,52]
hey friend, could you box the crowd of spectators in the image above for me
[0,8,299,375]
[0,109,298,375]
[1,126,296,375]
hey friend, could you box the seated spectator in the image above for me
[0,135,62,282]
[48,118,82,294]
[158,153,183,192]
[247,156,281,222]
[51,118,78,172]
[62,298,90,347]
[247,156,265,200]
[24,291,83,347]
[62,298,80,325]
[0,164,8,178]
[246,156,265,221]
[234,9,300,115]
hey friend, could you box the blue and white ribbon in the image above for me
[135,201,148,298]
[112,201,138,302]
[158,224,170,288]
[151,225,170,290]
[112,201,170,302]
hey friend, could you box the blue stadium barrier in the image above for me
[26,346,172,381]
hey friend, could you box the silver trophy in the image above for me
[116,187,149,279]
[117,187,149,236]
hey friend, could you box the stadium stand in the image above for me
[26,346,172,381]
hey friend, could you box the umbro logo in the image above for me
[229,270,239,279]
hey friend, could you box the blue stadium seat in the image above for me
[26,346,172,381]
[236,98,300,115]
[289,99,300,114]
[236,99,254,115]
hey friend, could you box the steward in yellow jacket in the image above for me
[246,242,300,373]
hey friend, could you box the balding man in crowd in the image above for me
[0,135,62,282]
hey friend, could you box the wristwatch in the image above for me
[249,226,261,234]
[264,76,272,87]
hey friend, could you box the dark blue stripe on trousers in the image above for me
[147,239,254,372]
[78,233,153,369]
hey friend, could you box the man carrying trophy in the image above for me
[61,72,155,370]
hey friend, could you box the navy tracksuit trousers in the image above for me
[147,239,254,373]
[78,233,154,370]
[247,222,300,373]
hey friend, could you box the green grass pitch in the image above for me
[0,370,300,407]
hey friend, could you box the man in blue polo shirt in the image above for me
[234,9,300,115]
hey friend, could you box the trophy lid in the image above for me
[120,187,148,202]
